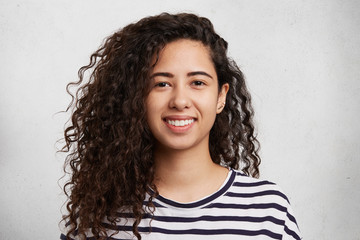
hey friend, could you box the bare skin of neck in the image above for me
[153,139,229,203]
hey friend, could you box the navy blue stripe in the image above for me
[205,202,288,212]
[143,201,165,208]
[149,227,283,239]
[151,215,284,225]
[235,171,247,176]
[155,170,236,208]
[284,225,301,240]
[233,180,275,187]
[225,190,290,203]
[112,213,284,226]
[108,225,282,239]
[287,211,298,225]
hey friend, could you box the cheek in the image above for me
[145,95,162,124]
[146,93,156,111]
[201,91,219,111]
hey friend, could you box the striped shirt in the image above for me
[61,169,301,240]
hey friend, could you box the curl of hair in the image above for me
[61,12,260,240]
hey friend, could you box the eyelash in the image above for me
[154,82,170,87]
[154,80,206,88]
[192,80,205,86]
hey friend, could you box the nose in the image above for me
[169,85,191,110]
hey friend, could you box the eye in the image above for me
[192,80,206,86]
[155,82,170,88]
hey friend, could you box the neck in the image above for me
[154,144,213,183]
[153,141,228,203]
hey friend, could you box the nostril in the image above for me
[169,98,192,110]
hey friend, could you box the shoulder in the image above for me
[227,169,302,239]
[227,169,293,211]
[230,169,290,203]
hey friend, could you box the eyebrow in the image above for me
[187,71,213,79]
[150,71,213,79]
[150,72,174,78]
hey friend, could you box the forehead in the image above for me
[152,39,214,71]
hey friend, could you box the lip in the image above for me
[163,115,196,133]
[163,115,196,121]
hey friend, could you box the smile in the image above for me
[166,119,195,127]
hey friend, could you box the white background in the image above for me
[1,0,359,239]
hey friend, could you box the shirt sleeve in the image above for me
[282,196,302,239]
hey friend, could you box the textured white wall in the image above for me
[0,0,359,239]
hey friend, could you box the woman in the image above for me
[60,12,301,240]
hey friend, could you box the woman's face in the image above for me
[146,39,228,151]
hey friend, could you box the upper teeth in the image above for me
[167,119,194,127]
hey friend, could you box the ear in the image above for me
[216,83,229,114]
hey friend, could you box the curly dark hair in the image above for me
[61,12,260,240]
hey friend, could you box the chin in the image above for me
[165,143,195,151]
[157,139,198,151]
